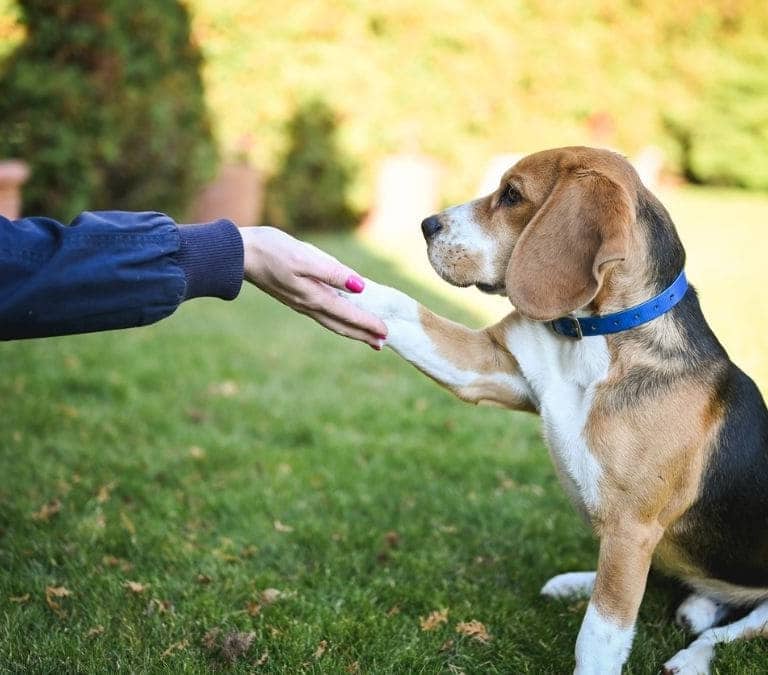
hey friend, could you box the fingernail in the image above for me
[370,343,381,351]
[376,334,387,340]
[345,274,365,293]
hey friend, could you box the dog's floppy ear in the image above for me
[506,170,632,321]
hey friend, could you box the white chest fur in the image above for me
[505,320,611,514]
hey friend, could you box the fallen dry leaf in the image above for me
[9,593,30,604]
[219,630,255,664]
[273,520,293,533]
[124,581,149,594]
[345,661,360,674]
[145,598,173,615]
[102,555,133,573]
[245,600,262,617]
[254,650,269,666]
[188,445,206,460]
[160,639,189,658]
[420,608,449,631]
[32,498,61,522]
[45,585,72,617]
[386,605,400,617]
[201,627,221,652]
[455,620,492,643]
[313,639,328,659]
[209,380,239,397]
[96,482,116,503]
[120,511,136,536]
[86,625,105,639]
[383,530,400,548]
[439,639,455,653]
[196,574,212,585]
[260,588,283,605]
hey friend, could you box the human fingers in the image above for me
[296,250,368,294]
[305,286,388,338]
[307,312,385,349]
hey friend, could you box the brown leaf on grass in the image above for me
[455,620,492,643]
[420,608,449,631]
[345,661,360,674]
[188,445,206,460]
[201,627,221,652]
[196,574,212,585]
[124,581,149,594]
[102,555,133,573]
[273,520,293,533]
[439,639,455,653]
[386,605,400,617]
[240,545,258,558]
[209,380,239,397]
[160,639,189,658]
[219,630,255,664]
[260,588,283,605]
[32,498,61,522]
[383,530,400,548]
[185,407,209,423]
[45,586,72,617]
[9,593,30,604]
[145,598,174,615]
[313,639,328,659]
[245,601,262,617]
[86,625,105,639]
[254,650,269,666]
[120,511,136,536]
[96,482,116,503]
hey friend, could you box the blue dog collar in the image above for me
[550,269,689,339]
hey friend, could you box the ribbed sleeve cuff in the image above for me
[176,219,244,301]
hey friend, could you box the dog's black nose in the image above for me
[421,215,442,240]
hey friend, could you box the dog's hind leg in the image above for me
[675,593,730,636]
[662,599,768,675]
[541,571,596,599]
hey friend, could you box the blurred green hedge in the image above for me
[0,0,216,221]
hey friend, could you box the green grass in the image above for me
[1,226,767,673]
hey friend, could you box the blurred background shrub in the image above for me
[0,0,216,221]
[265,98,360,232]
[0,0,766,223]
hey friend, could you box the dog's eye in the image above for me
[500,185,522,207]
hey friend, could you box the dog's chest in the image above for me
[506,321,611,513]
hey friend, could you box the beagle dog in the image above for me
[344,147,768,673]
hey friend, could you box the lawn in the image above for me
[1,188,767,673]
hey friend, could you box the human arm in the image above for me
[0,211,243,340]
[0,212,387,345]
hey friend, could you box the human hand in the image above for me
[240,226,388,348]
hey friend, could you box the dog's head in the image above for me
[421,146,650,321]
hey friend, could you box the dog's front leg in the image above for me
[574,518,664,674]
[344,280,535,411]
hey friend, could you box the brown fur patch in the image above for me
[418,307,535,412]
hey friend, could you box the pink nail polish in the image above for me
[376,334,387,341]
[345,274,365,293]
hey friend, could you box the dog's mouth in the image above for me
[475,282,506,295]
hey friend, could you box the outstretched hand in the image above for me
[240,226,387,349]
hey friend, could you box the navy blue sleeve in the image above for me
[0,211,244,340]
